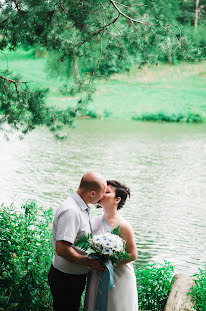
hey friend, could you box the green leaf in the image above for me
[121,251,131,260]
[74,235,90,250]
[111,226,120,236]
[87,249,96,255]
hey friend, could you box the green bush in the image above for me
[135,261,174,311]
[190,266,206,311]
[132,111,204,123]
[0,202,53,311]
[0,202,178,311]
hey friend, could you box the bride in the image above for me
[84,180,138,311]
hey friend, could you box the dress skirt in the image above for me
[84,263,138,311]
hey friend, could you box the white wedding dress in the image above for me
[84,216,138,311]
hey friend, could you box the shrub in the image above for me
[0,201,53,311]
[84,109,97,119]
[132,111,204,123]
[190,266,206,311]
[135,261,174,311]
[0,202,178,311]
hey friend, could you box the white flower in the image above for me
[91,232,124,254]
[112,243,123,252]
[92,236,104,244]
[102,248,113,256]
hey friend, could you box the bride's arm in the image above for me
[116,222,138,266]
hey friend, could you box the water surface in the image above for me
[0,120,206,274]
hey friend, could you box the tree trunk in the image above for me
[164,274,195,311]
[73,57,81,83]
[194,0,200,31]
[167,37,172,64]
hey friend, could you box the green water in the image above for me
[0,120,206,274]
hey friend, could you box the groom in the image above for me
[48,171,107,311]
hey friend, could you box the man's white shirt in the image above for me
[52,192,91,274]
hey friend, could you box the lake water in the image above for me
[0,120,206,275]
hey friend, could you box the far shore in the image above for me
[1,49,206,123]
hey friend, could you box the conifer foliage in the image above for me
[0,1,190,137]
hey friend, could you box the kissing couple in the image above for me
[48,171,138,311]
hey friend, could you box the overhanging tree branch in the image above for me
[114,1,145,19]
[79,13,121,47]
[0,75,28,95]
[0,0,195,139]
[0,75,27,85]
[93,31,104,76]
[108,0,182,41]
[109,0,146,25]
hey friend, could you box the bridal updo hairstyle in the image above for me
[107,180,130,210]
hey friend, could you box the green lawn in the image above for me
[90,63,206,121]
[1,49,206,121]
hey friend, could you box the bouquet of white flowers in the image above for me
[75,227,130,265]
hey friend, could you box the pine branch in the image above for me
[93,31,104,76]
[108,0,182,41]
[0,75,27,85]
[79,13,120,48]
[0,75,27,95]
[109,0,146,25]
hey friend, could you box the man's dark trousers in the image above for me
[48,265,87,311]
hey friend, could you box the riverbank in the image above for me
[88,62,206,122]
[1,49,206,122]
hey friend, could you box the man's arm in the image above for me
[56,241,105,272]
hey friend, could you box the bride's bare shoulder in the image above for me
[119,217,133,232]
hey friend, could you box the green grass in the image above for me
[89,63,206,122]
[0,49,64,97]
[1,49,206,122]
[190,266,206,311]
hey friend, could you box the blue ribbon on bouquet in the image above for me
[95,261,114,311]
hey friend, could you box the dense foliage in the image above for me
[0,202,53,310]
[190,266,206,311]
[0,201,175,311]
[135,261,174,310]
[1,202,205,311]
[0,71,49,137]
[1,0,197,136]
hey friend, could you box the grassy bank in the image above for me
[1,49,206,122]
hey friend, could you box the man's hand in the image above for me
[56,241,106,272]
[86,258,106,272]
